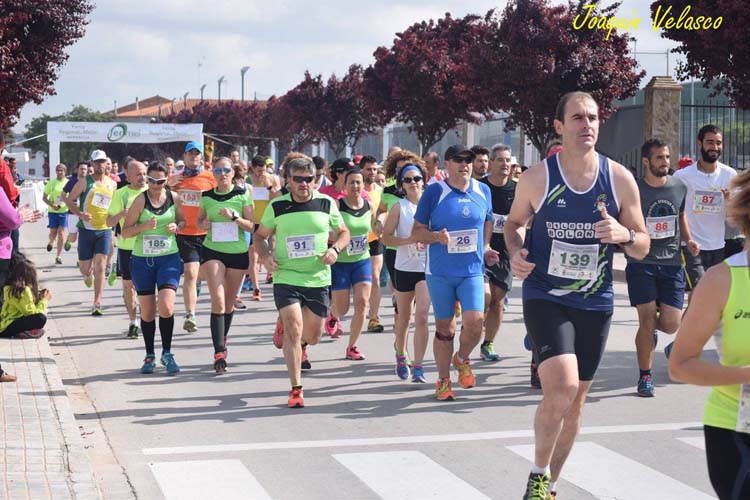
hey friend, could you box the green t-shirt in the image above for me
[132,191,178,258]
[337,198,371,263]
[44,179,69,214]
[381,186,404,251]
[200,186,253,254]
[260,191,343,288]
[108,185,147,251]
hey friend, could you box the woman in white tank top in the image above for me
[381,164,431,383]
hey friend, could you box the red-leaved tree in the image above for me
[364,13,487,153]
[0,0,93,129]
[467,0,645,154]
[264,95,317,153]
[651,0,750,108]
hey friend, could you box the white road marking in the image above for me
[142,421,701,455]
[149,459,272,500]
[333,451,491,500]
[508,441,713,500]
[678,436,706,450]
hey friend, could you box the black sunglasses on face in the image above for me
[147,176,167,185]
[402,176,423,184]
[451,157,473,164]
[292,175,315,184]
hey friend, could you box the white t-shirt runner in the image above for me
[674,161,737,251]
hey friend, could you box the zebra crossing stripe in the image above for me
[149,459,272,500]
[507,441,714,500]
[333,451,491,500]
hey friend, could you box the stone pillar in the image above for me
[642,76,682,176]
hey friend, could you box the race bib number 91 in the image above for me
[286,235,315,259]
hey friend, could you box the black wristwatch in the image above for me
[623,229,636,246]
[331,246,340,254]
[231,212,239,222]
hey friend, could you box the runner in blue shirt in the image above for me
[412,144,499,401]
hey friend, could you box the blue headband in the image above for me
[399,165,421,181]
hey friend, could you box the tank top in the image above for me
[395,198,426,273]
[522,153,620,311]
[173,170,217,236]
[132,190,178,258]
[77,175,117,230]
[250,174,273,222]
[704,250,750,433]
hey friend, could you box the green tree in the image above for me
[24,105,112,166]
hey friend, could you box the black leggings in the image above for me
[705,425,750,500]
[0,314,47,338]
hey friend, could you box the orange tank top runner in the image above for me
[172,171,217,236]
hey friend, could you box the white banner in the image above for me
[47,121,203,144]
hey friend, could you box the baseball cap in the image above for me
[444,144,475,162]
[90,150,107,162]
[353,154,363,165]
[184,141,204,153]
[265,157,274,166]
[677,156,693,170]
[175,160,185,167]
[510,156,519,165]
[331,158,355,175]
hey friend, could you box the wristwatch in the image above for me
[231,212,239,221]
[623,229,636,246]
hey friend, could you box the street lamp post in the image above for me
[183,92,189,108]
[241,66,250,102]
[200,84,206,101]
[218,76,225,102]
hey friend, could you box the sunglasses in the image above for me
[451,157,473,164]
[402,176,423,184]
[147,176,167,185]
[213,167,233,175]
[292,175,315,184]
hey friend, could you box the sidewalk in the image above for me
[0,298,101,497]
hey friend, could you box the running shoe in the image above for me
[530,362,541,389]
[480,341,500,361]
[241,275,252,292]
[411,365,426,383]
[55,256,62,265]
[46,240,53,252]
[252,288,262,301]
[108,263,117,286]
[452,352,475,388]
[196,281,202,297]
[524,333,533,351]
[637,374,655,397]
[522,472,550,500]
[435,377,455,401]
[83,273,93,288]
[664,341,674,360]
[126,324,139,339]
[273,318,284,349]
[547,491,557,500]
[213,352,227,373]
[141,354,156,374]
[91,303,103,316]
[234,296,247,310]
[265,272,273,284]
[325,315,342,338]
[503,295,509,312]
[64,240,72,251]
[17,329,46,339]
[183,314,198,333]
[345,345,365,360]
[395,354,410,380]
[367,317,384,333]
[301,345,311,370]
[161,352,180,374]
[288,388,304,408]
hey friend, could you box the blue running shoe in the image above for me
[141,354,156,374]
[161,352,180,375]
[396,355,410,380]
[411,365,426,383]
[664,341,674,360]
[523,334,532,351]
[480,341,500,361]
[637,374,655,397]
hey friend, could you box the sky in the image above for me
[14,0,684,133]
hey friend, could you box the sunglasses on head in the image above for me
[451,156,473,164]
[292,175,315,184]
[402,176,423,184]
[213,167,233,175]
[147,176,167,185]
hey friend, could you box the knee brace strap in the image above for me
[435,330,455,342]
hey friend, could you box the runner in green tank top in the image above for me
[106,160,148,339]
[121,162,182,376]
[668,168,750,500]
[327,169,374,361]
[254,157,350,408]
[195,157,255,374]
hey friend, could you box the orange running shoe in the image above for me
[288,388,304,408]
[273,318,284,349]
[435,377,455,401]
[453,352,475,388]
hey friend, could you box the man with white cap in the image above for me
[64,149,118,315]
